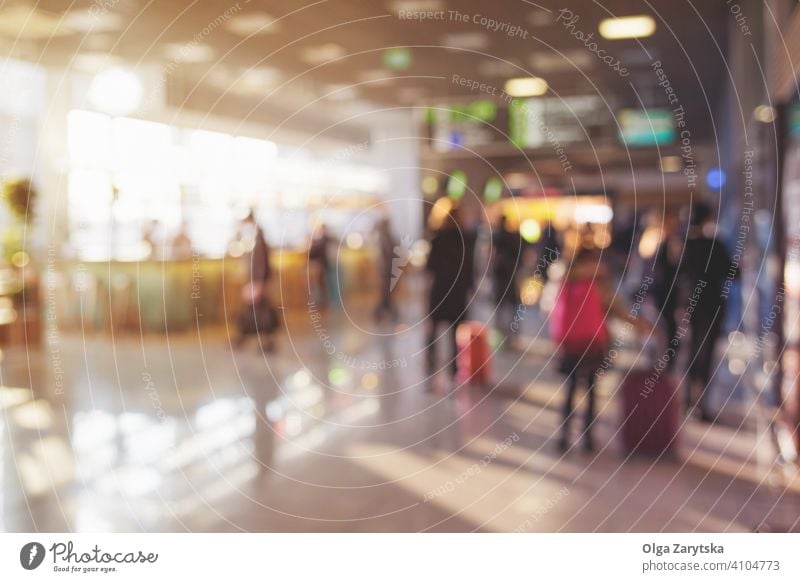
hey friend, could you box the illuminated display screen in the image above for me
[617,108,676,147]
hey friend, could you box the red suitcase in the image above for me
[619,370,681,458]
[455,321,492,386]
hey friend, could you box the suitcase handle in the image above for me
[632,329,670,372]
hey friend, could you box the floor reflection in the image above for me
[1,305,799,532]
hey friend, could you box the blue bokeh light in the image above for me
[706,167,726,190]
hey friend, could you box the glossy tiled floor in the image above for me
[1,297,799,532]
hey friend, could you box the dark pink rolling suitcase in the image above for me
[455,321,492,386]
[619,370,681,458]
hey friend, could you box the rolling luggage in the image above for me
[455,321,491,386]
[619,367,681,458]
[239,282,279,336]
[238,298,279,336]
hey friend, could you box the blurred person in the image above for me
[373,216,399,322]
[491,214,524,347]
[170,221,194,260]
[536,219,561,283]
[308,223,335,307]
[551,246,651,452]
[236,212,277,352]
[642,213,680,361]
[610,207,639,274]
[677,202,735,422]
[425,205,476,387]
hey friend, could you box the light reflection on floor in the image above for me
[0,305,799,533]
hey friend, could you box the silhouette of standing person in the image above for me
[491,214,523,348]
[678,202,734,422]
[648,213,680,366]
[237,212,277,352]
[425,205,476,386]
[308,224,333,307]
[553,246,652,452]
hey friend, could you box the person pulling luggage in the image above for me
[550,245,652,453]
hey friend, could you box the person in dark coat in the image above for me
[425,206,476,382]
[536,219,561,284]
[649,214,680,365]
[237,212,276,351]
[677,202,735,422]
[491,214,523,346]
[308,223,333,307]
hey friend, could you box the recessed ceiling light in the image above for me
[164,42,215,63]
[505,173,529,189]
[82,33,116,50]
[599,15,656,40]
[357,69,395,85]
[388,0,445,14]
[527,10,553,27]
[660,156,682,173]
[441,32,489,50]
[0,5,73,39]
[72,52,121,72]
[504,77,548,97]
[207,66,234,87]
[477,60,522,78]
[64,9,124,32]
[325,84,359,101]
[300,43,346,65]
[397,87,427,103]
[224,12,280,36]
[753,105,776,123]
[232,67,281,94]
[530,50,592,72]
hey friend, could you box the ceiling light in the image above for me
[0,5,73,39]
[530,50,592,72]
[504,77,548,97]
[72,52,121,72]
[82,33,116,50]
[164,42,215,63]
[477,60,522,78]
[357,69,395,85]
[232,67,281,94]
[89,68,143,116]
[754,105,776,124]
[325,84,359,101]
[660,156,682,173]
[397,87,427,103]
[224,12,280,36]
[599,15,656,40]
[441,32,489,50]
[388,0,445,14]
[505,173,529,189]
[300,43,346,65]
[527,10,553,27]
[64,9,123,32]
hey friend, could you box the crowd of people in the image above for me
[235,200,735,454]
